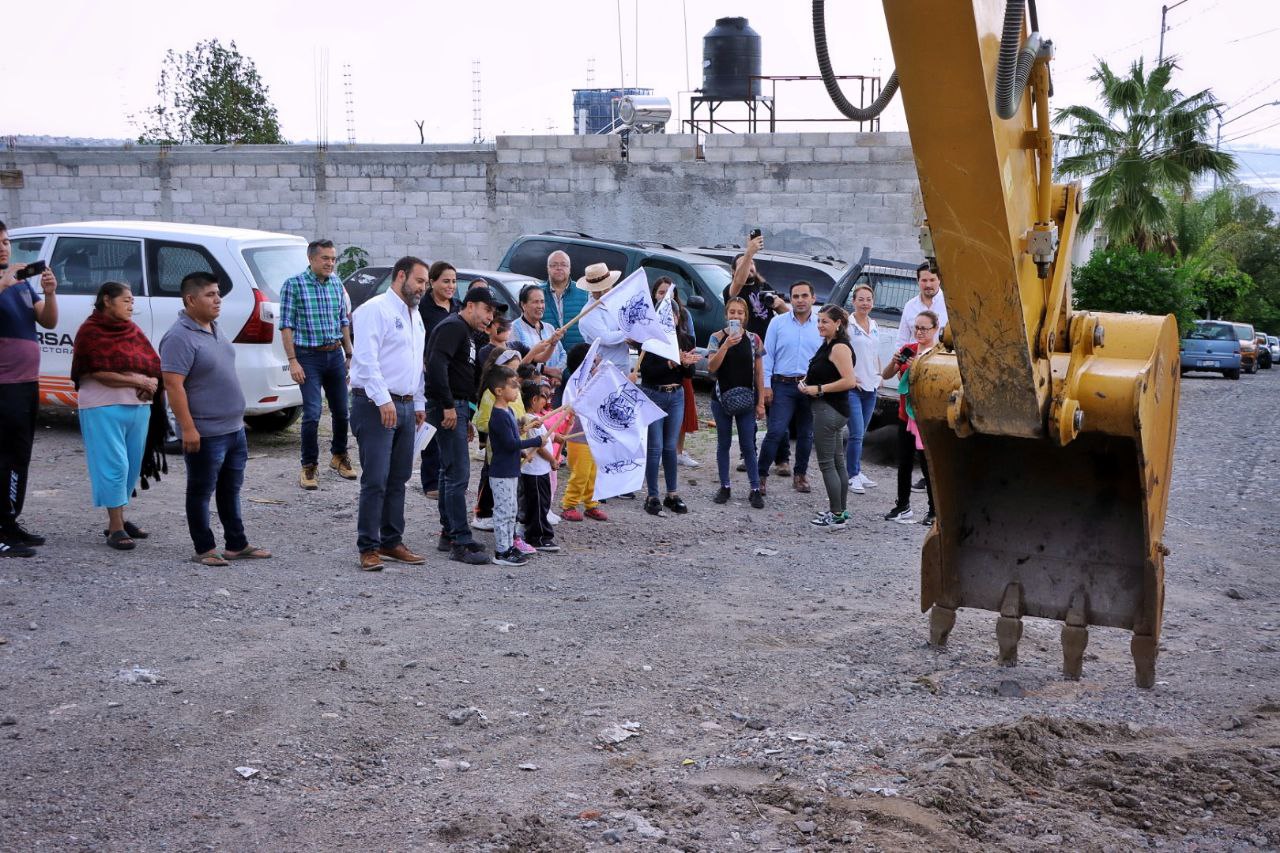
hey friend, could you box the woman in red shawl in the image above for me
[71,282,165,550]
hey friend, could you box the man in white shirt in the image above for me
[896,263,949,347]
[349,256,430,572]
[576,263,630,372]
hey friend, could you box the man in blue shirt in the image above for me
[279,239,354,490]
[759,281,822,495]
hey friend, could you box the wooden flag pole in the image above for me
[558,296,605,333]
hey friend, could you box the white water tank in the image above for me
[618,95,672,129]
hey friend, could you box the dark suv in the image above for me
[684,245,921,429]
[497,232,732,348]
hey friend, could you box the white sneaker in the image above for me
[848,476,866,495]
[858,472,877,488]
[471,516,495,531]
[677,453,701,468]
[547,511,561,526]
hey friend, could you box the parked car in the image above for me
[496,231,731,349]
[1255,333,1272,369]
[1179,321,1242,380]
[341,265,535,320]
[683,244,920,429]
[1230,322,1260,374]
[7,220,304,432]
[1269,335,1280,363]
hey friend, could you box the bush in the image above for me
[1072,245,1197,331]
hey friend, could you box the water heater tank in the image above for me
[701,17,762,100]
[619,95,672,128]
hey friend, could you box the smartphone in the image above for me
[14,260,47,280]
[728,319,741,335]
[749,228,762,240]
[898,345,914,363]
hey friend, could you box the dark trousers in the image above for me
[419,439,441,493]
[520,472,553,544]
[184,428,249,555]
[474,432,493,519]
[351,394,415,553]
[0,382,37,530]
[428,404,474,545]
[297,347,349,467]
[896,420,935,514]
[758,381,813,477]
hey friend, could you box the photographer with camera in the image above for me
[0,222,59,557]
[724,230,790,339]
[881,310,939,526]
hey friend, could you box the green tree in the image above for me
[1054,59,1234,252]
[1072,244,1197,330]
[135,39,284,145]
[336,246,370,280]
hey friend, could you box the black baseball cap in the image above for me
[461,288,508,313]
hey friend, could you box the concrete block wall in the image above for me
[1,133,922,270]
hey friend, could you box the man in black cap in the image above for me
[426,287,506,565]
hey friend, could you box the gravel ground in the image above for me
[1,369,1278,851]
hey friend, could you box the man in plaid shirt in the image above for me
[280,239,356,490]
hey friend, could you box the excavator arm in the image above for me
[818,0,1180,687]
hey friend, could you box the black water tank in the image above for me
[702,17,762,100]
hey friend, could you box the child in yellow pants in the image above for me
[561,439,606,521]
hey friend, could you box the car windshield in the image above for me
[692,265,731,303]
[242,244,309,300]
[1232,323,1254,339]
[1186,323,1234,341]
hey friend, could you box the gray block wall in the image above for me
[1,133,922,268]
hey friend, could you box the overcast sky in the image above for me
[5,0,1279,175]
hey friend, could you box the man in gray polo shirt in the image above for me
[160,272,271,567]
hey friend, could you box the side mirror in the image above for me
[686,294,707,310]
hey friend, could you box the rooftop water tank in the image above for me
[701,17,762,100]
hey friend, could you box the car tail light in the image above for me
[234,288,275,344]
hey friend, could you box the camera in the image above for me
[13,261,47,281]
[759,290,778,308]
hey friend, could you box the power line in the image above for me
[1222,117,1280,146]
[1225,25,1280,46]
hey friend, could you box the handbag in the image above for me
[718,385,755,415]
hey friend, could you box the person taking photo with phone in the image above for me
[882,310,939,526]
[706,296,765,508]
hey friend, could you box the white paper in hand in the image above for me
[413,421,437,454]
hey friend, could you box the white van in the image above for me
[7,221,304,431]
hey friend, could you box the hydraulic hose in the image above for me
[812,0,899,121]
[995,0,1044,119]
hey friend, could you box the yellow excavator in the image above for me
[814,0,1180,687]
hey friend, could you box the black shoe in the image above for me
[493,547,528,567]
[464,541,486,554]
[3,522,44,547]
[531,540,561,553]
[663,495,688,514]
[436,534,452,552]
[619,492,636,499]
[0,540,36,558]
[911,477,927,493]
[885,504,915,523]
[644,497,667,517]
[749,489,765,509]
[450,544,489,565]
[713,486,731,504]
[920,511,936,527]
[736,461,748,473]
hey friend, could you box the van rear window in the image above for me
[242,245,309,300]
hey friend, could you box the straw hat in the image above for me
[575,262,621,292]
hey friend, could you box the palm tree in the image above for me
[1054,59,1235,253]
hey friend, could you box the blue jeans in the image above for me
[757,381,813,477]
[184,428,249,555]
[643,385,684,497]
[711,396,759,490]
[350,393,416,553]
[845,388,878,477]
[428,404,474,545]
[297,347,349,467]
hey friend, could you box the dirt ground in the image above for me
[1,368,1278,851]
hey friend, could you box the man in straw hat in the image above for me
[576,262,630,373]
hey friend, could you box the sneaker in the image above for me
[858,473,878,488]
[584,507,609,521]
[436,534,452,552]
[330,453,357,480]
[300,464,319,490]
[712,486,731,505]
[885,505,915,523]
[774,463,792,478]
[493,547,528,567]
[560,508,584,522]
[464,541,487,554]
[809,511,836,528]
[0,540,36,558]
[677,453,700,468]
[532,540,561,553]
[748,489,765,509]
[547,511,561,525]
[471,516,495,531]
[513,537,538,556]
[848,476,866,495]
[911,477,927,493]
[644,497,667,517]
[828,511,850,532]
[2,522,44,547]
[662,495,688,514]
[920,511,936,527]
[450,544,489,565]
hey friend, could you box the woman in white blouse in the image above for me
[845,284,882,495]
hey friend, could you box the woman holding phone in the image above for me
[798,305,857,530]
[881,310,938,525]
[706,296,766,508]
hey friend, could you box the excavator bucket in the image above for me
[911,312,1181,687]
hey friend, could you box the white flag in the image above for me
[641,288,681,362]
[597,269,679,363]
[574,361,666,501]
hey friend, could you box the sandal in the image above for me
[191,551,230,567]
[224,545,272,560]
[103,521,149,540]
[106,530,136,551]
